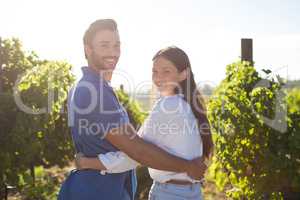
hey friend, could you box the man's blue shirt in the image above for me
[58,66,137,200]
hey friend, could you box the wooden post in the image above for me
[0,37,3,93]
[241,38,253,65]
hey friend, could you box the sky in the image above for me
[1,0,300,92]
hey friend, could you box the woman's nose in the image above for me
[154,75,163,83]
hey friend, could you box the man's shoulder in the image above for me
[73,76,110,95]
[69,77,118,111]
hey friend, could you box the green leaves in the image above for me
[207,61,300,199]
[0,38,75,188]
[115,89,148,129]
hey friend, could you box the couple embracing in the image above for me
[58,19,214,200]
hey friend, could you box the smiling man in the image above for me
[58,19,206,200]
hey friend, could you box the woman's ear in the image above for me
[179,69,189,81]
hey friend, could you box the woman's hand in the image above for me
[186,156,207,180]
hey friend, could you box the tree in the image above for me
[0,38,75,193]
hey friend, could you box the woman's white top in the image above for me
[98,94,203,183]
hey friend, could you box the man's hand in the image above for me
[186,157,207,180]
[74,153,107,170]
[74,153,85,169]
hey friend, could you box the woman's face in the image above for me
[152,56,187,96]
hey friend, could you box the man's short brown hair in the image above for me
[83,19,118,46]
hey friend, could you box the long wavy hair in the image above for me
[152,46,213,158]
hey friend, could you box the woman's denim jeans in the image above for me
[148,181,203,200]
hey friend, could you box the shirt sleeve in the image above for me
[70,80,129,139]
[98,151,139,174]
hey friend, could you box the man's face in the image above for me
[85,30,121,71]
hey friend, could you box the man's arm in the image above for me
[76,151,139,173]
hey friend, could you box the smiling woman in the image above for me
[152,56,187,97]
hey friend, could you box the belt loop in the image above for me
[165,182,169,189]
[163,182,167,189]
[191,183,196,191]
[156,181,162,188]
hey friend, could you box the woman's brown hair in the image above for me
[153,46,214,158]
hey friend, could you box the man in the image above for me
[58,19,206,200]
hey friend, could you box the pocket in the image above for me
[186,187,203,200]
[156,184,202,200]
[148,194,156,200]
[149,189,186,200]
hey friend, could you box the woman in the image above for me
[76,46,213,200]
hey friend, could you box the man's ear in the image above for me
[179,69,189,81]
[84,44,92,59]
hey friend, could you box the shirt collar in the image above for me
[159,93,184,99]
[81,66,111,87]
